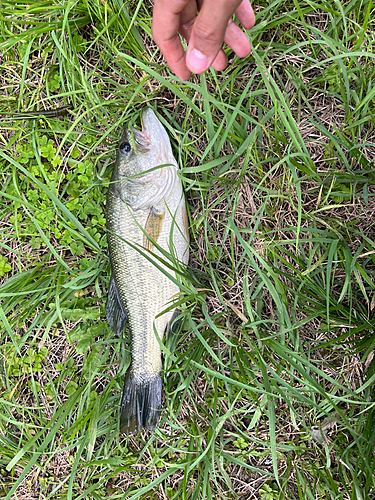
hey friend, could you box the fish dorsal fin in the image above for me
[130,164,177,210]
[143,207,165,251]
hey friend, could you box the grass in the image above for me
[0,0,375,498]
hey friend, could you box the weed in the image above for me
[0,0,374,499]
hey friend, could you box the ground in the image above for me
[0,1,374,499]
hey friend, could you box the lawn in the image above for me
[0,0,374,499]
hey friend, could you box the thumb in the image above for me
[186,0,242,73]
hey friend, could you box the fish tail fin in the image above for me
[120,370,162,434]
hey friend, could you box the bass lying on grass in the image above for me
[106,108,189,433]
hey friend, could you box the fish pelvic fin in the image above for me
[120,370,162,434]
[166,309,182,337]
[106,275,127,337]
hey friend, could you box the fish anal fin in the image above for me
[143,207,165,251]
[106,275,127,337]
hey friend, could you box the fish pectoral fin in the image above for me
[106,275,127,336]
[143,206,165,251]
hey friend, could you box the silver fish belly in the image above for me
[106,108,189,433]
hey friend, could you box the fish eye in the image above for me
[120,142,131,154]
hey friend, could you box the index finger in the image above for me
[152,0,194,80]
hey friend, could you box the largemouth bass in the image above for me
[106,108,189,433]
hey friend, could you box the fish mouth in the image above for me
[131,126,150,152]
[140,108,173,163]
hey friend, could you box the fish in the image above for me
[106,108,189,434]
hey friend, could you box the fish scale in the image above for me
[106,108,189,433]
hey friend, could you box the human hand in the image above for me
[152,0,255,81]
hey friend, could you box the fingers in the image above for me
[211,51,228,72]
[179,5,229,73]
[152,0,193,81]
[235,0,256,30]
[185,0,242,73]
[152,0,255,80]
[186,0,255,73]
[223,18,251,59]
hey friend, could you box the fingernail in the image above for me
[187,48,209,72]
